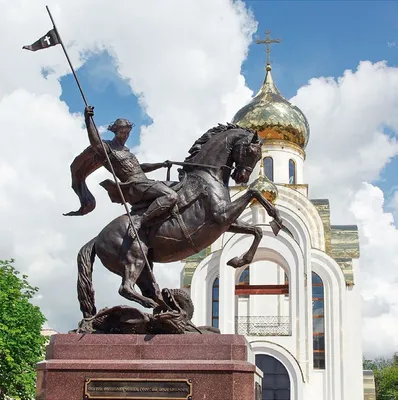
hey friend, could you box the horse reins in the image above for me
[165,160,233,181]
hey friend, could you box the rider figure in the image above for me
[84,105,178,229]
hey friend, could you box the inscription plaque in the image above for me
[84,378,192,399]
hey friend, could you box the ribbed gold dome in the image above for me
[232,65,310,149]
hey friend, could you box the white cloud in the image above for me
[349,183,398,357]
[292,61,398,224]
[0,0,256,333]
[292,63,398,356]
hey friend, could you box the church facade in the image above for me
[181,38,366,400]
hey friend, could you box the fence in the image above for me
[235,316,291,336]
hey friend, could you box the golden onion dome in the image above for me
[232,64,310,149]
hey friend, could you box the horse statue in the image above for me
[76,123,283,319]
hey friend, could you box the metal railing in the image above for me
[235,316,291,336]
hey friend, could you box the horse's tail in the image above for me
[77,237,97,318]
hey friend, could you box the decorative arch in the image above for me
[276,185,326,251]
[229,184,326,251]
[190,250,221,327]
[220,200,312,258]
[250,341,305,400]
[270,205,311,251]
[219,226,307,353]
[311,249,346,400]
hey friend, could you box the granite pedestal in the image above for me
[36,334,262,399]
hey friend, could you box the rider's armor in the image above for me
[104,139,146,182]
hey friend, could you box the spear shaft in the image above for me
[45,6,155,282]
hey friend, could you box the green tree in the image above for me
[374,366,398,399]
[0,259,46,400]
[364,354,398,400]
[364,356,395,371]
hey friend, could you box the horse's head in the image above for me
[183,124,262,184]
[231,131,262,184]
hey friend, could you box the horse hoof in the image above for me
[227,257,242,269]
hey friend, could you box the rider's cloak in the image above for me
[64,145,105,216]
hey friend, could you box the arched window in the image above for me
[312,272,325,369]
[263,157,274,182]
[289,159,296,184]
[256,354,290,400]
[212,278,219,328]
[237,267,250,298]
[238,267,250,285]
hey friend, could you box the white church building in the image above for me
[180,39,367,400]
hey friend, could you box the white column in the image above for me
[219,259,236,333]
[343,259,364,400]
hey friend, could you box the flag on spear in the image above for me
[22,5,154,273]
[22,28,60,52]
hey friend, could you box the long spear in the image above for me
[24,6,156,284]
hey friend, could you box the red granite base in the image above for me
[36,334,261,400]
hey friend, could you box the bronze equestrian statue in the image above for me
[66,107,283,322]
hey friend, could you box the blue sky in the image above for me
[59,0,398,196]
[59,0,398,116]
[243,0,398,96]
[3,0,398,354]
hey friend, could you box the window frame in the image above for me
[288,159,296,184]
[211,278,219,328]
[263,156,274,182]
[312,272,325,369]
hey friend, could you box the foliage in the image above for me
[364,356,396,371]
[363,354,398,400]
[0,259,47,400]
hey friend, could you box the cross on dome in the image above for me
[256,29,281,69]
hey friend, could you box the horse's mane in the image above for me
[184,123,256,162]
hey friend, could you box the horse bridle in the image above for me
[231,142,261,177]
[164,160,232,180]
[165,140,260,179]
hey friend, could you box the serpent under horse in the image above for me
[77,124,283,318]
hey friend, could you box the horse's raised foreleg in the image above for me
[210,190,254,226]
[226,219,263,269]
[210,188,282,230]
[208,188,283,269]
[250,189,283,235]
